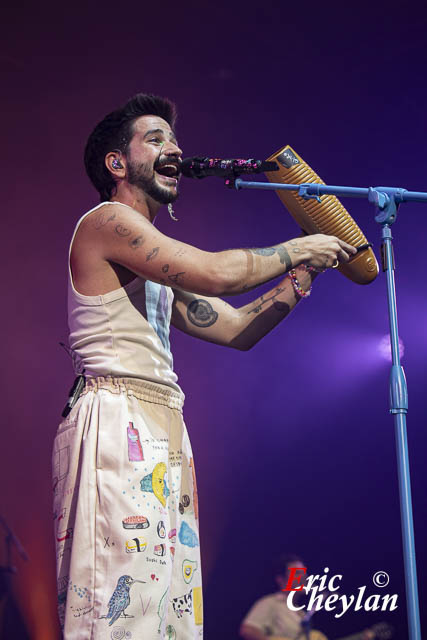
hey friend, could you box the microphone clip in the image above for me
[298,184,322,203]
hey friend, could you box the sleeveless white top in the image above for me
[67,202,181,393]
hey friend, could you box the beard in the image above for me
[127,159,178,205]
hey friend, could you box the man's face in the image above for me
[125,115,182,205]
[276,560,306,591]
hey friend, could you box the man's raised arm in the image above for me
[82,202,355,297]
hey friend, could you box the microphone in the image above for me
[180,156,278,179]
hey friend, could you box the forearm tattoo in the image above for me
[187,299,219,327]
[276,246,292,269]
[250,248,275,256]
[289,240,301,253]
[247,286,287,315]
[249,245,292,270]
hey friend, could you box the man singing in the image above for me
[52,93,356,638]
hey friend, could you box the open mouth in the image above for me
[155,163,180,183]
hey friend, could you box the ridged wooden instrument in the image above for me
[265,145,378,284]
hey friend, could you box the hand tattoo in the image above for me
[187,299,219,327]
[162,264,170,273]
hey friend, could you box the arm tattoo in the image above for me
[249,246,292,270]
[250,247,276,256]
[276,245,292,269]
[115,224,131,237]
[187,299,219,327]
[128,235,144,249]
[146,247,159,261]
[168,272,185,285]
[289,240,301,254]
[162,264,170,273]
[247,286,286,315]
[93,211,116,229]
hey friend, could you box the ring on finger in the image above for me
[332,259,339,269]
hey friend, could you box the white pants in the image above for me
[52,376,203,639]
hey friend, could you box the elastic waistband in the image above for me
[81,376,185,411]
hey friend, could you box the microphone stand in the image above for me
[225,176,423,640]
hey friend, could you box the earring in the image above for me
[168,203,178,221]
[112,158,123,169]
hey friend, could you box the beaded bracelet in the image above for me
[289,268,312,298]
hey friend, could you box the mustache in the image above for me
[153,156,182,171]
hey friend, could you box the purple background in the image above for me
[2,1,426,637]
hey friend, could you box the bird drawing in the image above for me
[101,574,145,626]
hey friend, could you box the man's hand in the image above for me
[290,234,357,270]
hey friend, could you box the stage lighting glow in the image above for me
[378,334,405,361]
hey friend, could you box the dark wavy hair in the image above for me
[273,553,304,578]
[84,93,177,201]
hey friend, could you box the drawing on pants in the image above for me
[52,445,70,496]
[171,590,192,619]
[100,575,145,626]
[178,494,190,515]
[110,628,132,639]
[122,515,150,529]
[125,537,147,553]
[127,422,144,462]
[165,624,176,639]
[182,559,198,584]
[157,590,168,632]
[178,521,199,548]
[140,462,170,507]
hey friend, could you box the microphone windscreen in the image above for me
[265,145,378,285]
[180,157,203,178]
